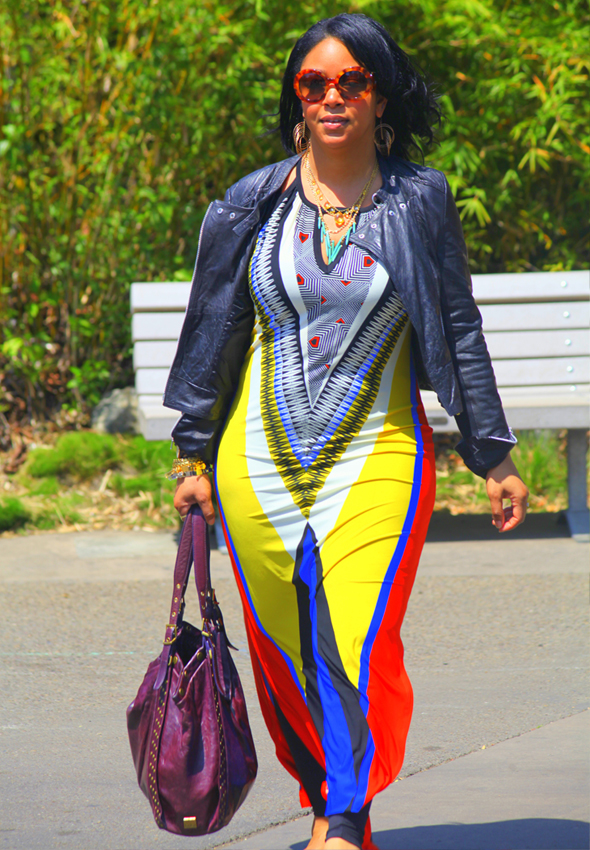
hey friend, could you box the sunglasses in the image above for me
[293,66,376,103]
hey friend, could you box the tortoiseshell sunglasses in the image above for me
[293,66,376,103]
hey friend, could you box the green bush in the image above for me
[511,430,567,501]
[0,0,588,421]
[26,432,120,480]
[0,496,31,531]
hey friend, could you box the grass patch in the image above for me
[0,427,580,534]
[111,472,174,507]
[26,432,120,481]
[28,476,60,496]
[35,498,84,530]
[24,432,176,482]
[121,437,176,472]
[0,497,31,532]
[511,430,567,502]
[435,428,571,514]
[2,432,178,533]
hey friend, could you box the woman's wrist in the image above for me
[166,455,213,480]
[485,453,519,481]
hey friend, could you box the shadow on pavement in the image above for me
[426,511,570,542]
[291,818,589,850]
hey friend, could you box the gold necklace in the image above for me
[303,151,379,264]
[304,152,378,232]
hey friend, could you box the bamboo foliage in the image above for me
[0,0,588,421]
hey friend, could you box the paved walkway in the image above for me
[225,710,589,849]
[0,513,587,849]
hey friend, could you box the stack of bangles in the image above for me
[165,457,213,480]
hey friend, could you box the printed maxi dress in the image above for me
[215,169,436,817]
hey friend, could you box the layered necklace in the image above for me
[303,149,378,264]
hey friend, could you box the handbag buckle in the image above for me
[163,624,178,645]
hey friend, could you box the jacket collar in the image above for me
[231,152,422,238]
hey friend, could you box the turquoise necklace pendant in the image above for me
[319,216,357,265]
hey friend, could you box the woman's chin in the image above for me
[311,130,358,151]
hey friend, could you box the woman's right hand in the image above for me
[173,475,216,525]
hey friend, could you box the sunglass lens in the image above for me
[339,70,369,99]
[297,72,326,102]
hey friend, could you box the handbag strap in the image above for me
[154,504,211,689]
[191,505,212,620]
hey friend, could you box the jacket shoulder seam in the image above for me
[226,158,296,207]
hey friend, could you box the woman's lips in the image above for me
[321,116,348,128]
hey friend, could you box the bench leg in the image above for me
[565,428,589,542]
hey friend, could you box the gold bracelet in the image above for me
[166,457,210,480]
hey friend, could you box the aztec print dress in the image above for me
[215,165,436,819]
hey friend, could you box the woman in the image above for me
[165,14,528,850]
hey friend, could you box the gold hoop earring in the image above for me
[374,121,395,156]
[293,120,310,155]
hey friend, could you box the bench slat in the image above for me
[136,356,589,397]
[137,397,589,438]
[484,328,587,359]
[422,387,589,431]
[133,340,178,369]
[136,369,171,394]
[141,385,590,405]
[131,303,588,341]
[131,282,191,313]
[422,407,589,432]
[139,382,589,441]
[129,272,590,313]
[491,383,589,398]
[132,313,185,341]
[479,301,588,331]
[130,271,590,321]
[132,330,589,369]
[472,270,589,303]
[493,356,588,386]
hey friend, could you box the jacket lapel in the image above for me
[348,177,437,335]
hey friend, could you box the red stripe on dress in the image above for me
[363,384,435,804]
[219,512,326,780]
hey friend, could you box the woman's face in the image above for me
[298,37,387,153]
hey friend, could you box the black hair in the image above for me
[279,13,441,161]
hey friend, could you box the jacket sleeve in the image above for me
[168,285,254,465]
[164,191,256,466]
[436,176,516,477]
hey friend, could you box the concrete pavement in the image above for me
[0,512,588,849]
[225,710,589,849]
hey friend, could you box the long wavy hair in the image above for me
[279,14,441,161]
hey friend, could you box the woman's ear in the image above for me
[376,95,388,119]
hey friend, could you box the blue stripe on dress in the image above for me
[214,471,307,702]
[298,523,359,814]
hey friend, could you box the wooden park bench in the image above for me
[131,270,589,540]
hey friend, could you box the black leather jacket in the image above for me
[164,154,515,477]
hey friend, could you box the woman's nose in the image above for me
[323,83,345,106]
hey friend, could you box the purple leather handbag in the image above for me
[126,505,258,836]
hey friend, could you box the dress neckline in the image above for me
[293,156,377,215]
[293,158,376,274]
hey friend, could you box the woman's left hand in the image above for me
[486,455,529,532]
